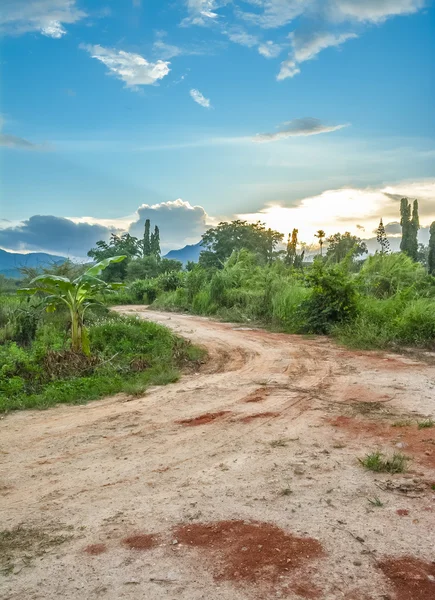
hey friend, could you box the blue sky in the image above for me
[0,0,434,256]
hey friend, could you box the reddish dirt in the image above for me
[122,533,158,550]
[328,416,435,468]
[396,509,410,516]
[176,411,232,426]
[173,520,323,596]
[378,557,435,600]
[83,543,107,555]
[242,387,270,403]
[238,412,280,423]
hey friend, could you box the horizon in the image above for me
[1,1,434,257]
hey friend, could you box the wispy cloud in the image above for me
[331,0,426,23]
[278,31,357,80]
[81,45,170,88]
[182,0,225,26]
[0,0,86,37]
[253,117,349,142]
[258,40,283,58]
[0,117,40,150]
[225,28,259,47]
[190,88,212,108]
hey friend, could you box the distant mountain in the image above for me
[164,242,202,265]
[0,248,66,278]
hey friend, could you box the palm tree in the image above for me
[315,230,326,256]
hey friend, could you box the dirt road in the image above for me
[1,308,435,600]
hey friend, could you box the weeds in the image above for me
[358,451,409,474]
[367,496,384,507]
[417,418,434,429]
[391,419,413,427]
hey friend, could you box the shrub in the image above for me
[301,261,358,333]
[358,253,427,298]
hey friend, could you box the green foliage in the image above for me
[0,313,201,413]
[18,256,126,354]
[358,253,427,298]
[200,220,284,267]
[376,218,390,255]
[359,451,408,474]
[301,261,358,333]
[429,222,435,276]
[326,232,367,264]
[400,198,420,261]
[88,233,141,281]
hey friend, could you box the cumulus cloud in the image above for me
[81,45,171,88]
[278,31,357,80]
[128,199,209,251]
[0,216,115,257]
[190,88,212,108]
[0,0,86,37]
[258,40,283,58]
[253,117,349,142]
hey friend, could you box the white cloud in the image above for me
[226,28,259,47]
[278,30,357,79]
[41,20,66,38]
[190,89,212,108]
[253,117,349,142]
[183,0,225,25]
[81,45,170,88]
[330,0,426,23]
[239,0,307,29]
[292,30,357,63]
[258,40,283,58]
[237,179,435,242]
[0,0,86,37]
[153,40,183,59]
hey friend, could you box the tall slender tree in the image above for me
[400,197,411,254]
[150,225,161,258]
[314,230,326,256]
[376,218,390,255]
[428,221,435,276]
[400,198,419,260]
[143,219,151,256]
[285,229,298,266]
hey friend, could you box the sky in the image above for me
[0,0,434,257]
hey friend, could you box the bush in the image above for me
[302,261,358,333]
[358,253,427,298]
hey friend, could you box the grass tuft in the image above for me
[417,418,434,429]
[358,451,409,474]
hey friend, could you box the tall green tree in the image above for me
[285,229,298,266]
[429,221,435,276]
[150,225,161,258]
[143,219,151,256]
[88,233,141,281]
[315,229,326,256]
[326,232,367,264]
[376,218,391,255]
[400,198,419,260]
[200,220,283,267]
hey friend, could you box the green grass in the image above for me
[391,419,413,427]
[0,312,204,413]
[358,451,409,474]
[418,418,434,429]
[367,496,384,507]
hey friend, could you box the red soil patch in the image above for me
[173,520,324,597]
[243,387,270,403]
[378,557,435,600]
[122,533,158,550]
[84,543,107,555]
[396,509,410,517]
[239,412,280,423]
[176,411,231,426]
[328,416,435,468]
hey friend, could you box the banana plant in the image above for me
[18,256,126,355]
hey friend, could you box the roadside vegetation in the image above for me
[1,201,434,413]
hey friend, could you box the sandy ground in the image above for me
[1,307,434,600]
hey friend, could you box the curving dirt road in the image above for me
[1,307,434,600]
